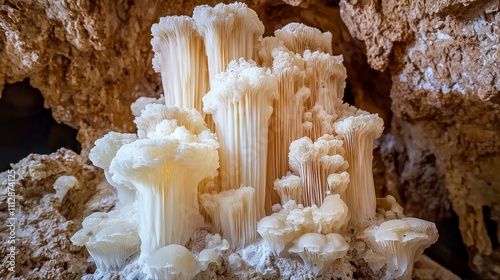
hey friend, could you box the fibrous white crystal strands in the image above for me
[334,113,384,224]
[110,105,219,258]
[203,59,277,219]
[151,16,209,113]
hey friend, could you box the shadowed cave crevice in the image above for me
[483,205,500,250]
[0,78,81,172]
[427,209,472,279]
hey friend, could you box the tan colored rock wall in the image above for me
[1,0,494,277]
[340,0,500,277]
[0,149,114,278]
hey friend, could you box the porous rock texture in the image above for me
[341,0,500,278]
[0,148,116,279]
[0,0,494,278]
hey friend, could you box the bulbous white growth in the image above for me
[134,104,208,139]
[71,204,140,272]
[274,172,303,205]
[52,175,78,202]
[288,135,348,207]
[151,16,209,112]
[89,131,138,208]
[327,172,350,197]
[376,195,405,220]
[358,217,439,280]
[203,59,277,219]
[110,105,219,258]
[257,215,297,256]
[147,244,217,280]
[313,194,349,234]
[334,113,384,224]
[288,233,348,276]
[193,2,264,84]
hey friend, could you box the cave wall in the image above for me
[1,0,498,278]
[340,0,500,277]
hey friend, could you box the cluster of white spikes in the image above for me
[72,2,438,279]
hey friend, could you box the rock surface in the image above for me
[341,0,500,278]
[0,149,116,279]
[1,0,497,278]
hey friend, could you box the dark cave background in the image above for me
[0,78,80,172]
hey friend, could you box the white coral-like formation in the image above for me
[77,2,438,278]
[288,135,348,207]
[288,232,348,276]
[71,204,140,271]
[358,217,439,279]
[110,105,219,258]
[146,244,218,280]
[201,186,259,249]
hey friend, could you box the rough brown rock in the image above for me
[341,0,500,277]
[0,0,486,278]
[0,148,116,279]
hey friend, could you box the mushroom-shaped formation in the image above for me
[203,58,277,218]
[313,194,349,234]
[288,135,348,207]
[201,186,259,249]
[266,48,310,210]
[193,2,264,84]
[197,248,220,270]
[110,105,219,258]
[151,16,209,112]
[286,205,316,233]
[327,172,350,197]
[71,205,140,271]
[147,244,202,280]
[334,113,384,224]
[288,233,348,276]
[89,131,138,208]
[84,222,140,272]
[274,23,333,55]
[257,215,297,256]
[274,172,303,205]
[358,217,439,279]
